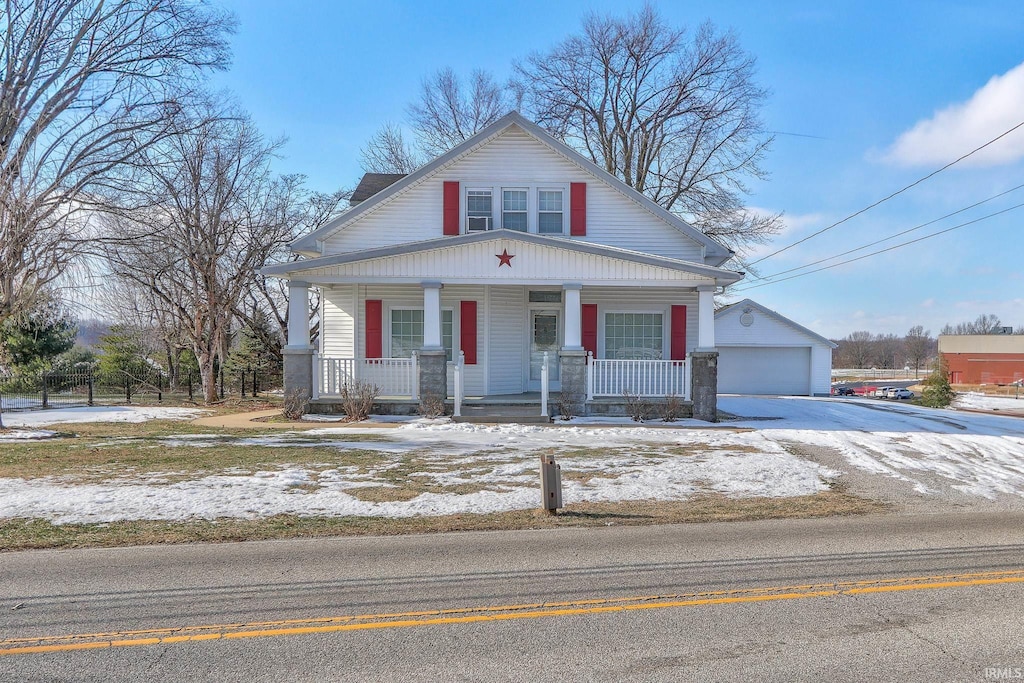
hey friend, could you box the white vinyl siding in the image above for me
[321,125,706,261]
[487,285,526,394]
[320,285,356,357]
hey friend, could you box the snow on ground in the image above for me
[2,397,1023,524]
[0,406,209,427]
[718,396,1024,500]
[0,429,58,441]
[954,392,1024,413]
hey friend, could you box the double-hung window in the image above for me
[538,189,564,234]
[466,190,492,231]
[390,309,454,361]
[604,313,664,360]
[502,189,528,231]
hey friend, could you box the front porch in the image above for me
[268,231,738,422]
[307,352,695,420]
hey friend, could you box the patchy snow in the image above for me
[954,392,1024,413]
[2,397,1023,524]
[0,406,209,427]
[0,429,58,441]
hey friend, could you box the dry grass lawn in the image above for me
[0,491,887,552]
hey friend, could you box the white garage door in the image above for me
[718,346,811,395]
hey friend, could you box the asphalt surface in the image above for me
[3,512,1023,681]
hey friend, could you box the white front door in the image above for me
[527,309,560,391]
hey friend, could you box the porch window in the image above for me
[390,309,454,361]
[605,312,664,360]
[467,189,492,231]
[538,189,564,234]
[502,189,528,231]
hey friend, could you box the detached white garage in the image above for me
[715,299,836,396]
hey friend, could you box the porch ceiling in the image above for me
[264,230,742,287]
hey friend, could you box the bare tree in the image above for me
[904,325,933,378]
[940,313,1004,335]
[237,185,351,360]
[360,123,421,174]
[102,103,299,404]
[0,0,234,327]
[513,5,780,259]
[408,68,511,158]
[839,331,876,369]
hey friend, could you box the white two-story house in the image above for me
[264,112,743,420]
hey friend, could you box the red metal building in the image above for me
[938,335,1024,385]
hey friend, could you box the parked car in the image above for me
[874,386,894,398]
[890,388,915,400]
[834,387,857,396]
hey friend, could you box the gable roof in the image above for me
[350,173,407,204]
[715,298,838,348]
[266,228,742,285]
[291,111,734,266]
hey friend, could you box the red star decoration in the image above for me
[496,248,515,268]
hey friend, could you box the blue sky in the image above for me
[211,0,1024,339]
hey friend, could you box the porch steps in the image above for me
[453,404,552,424]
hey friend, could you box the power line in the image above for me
[748,181,1024,282]
[748,118,1024,266]
[731,201,1024,293]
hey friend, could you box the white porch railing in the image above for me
[314,353,419,399]
[586,353,690,401]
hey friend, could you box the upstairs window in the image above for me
[466,190,492,231]
[538,190,564,234]
[502,189,528,231]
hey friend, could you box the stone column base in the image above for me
[283,347,314,408]
[558,349,587,417]
[690,350,719,422]
[418,350,449,413]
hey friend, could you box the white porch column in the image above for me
[422,281,443,350]
[697,285,716,350]
[562,283,583,351]
[286,280,312,349]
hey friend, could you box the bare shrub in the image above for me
[658,394,683,422]
[340,381,380,422]
[557,374,586,420]
[418,395,447,418]
[282,388,309,420]
[623,390,651,422]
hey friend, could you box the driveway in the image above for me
[718,396,1024,512]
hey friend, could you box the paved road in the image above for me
[3,512,1023,682]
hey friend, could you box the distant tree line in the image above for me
[832,314,1023,373]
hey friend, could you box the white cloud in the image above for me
[884,61,1024,167]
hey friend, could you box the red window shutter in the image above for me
[582,304,598,358]
[570,182,587,236]
[671,305,687,361]
[460,301,478,364]
[365,299,383,359]
[443,181,460,235]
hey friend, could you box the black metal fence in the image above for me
[0,367,283,412]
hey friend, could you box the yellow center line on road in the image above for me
[4,568,1024,656]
